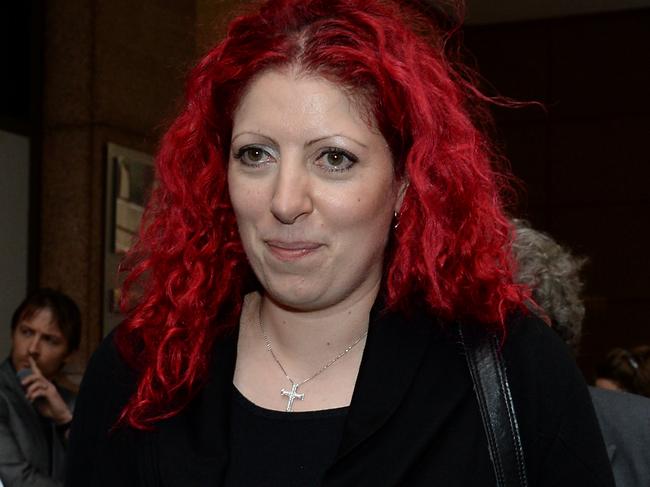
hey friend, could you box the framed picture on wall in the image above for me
[107,143,155,253]
[104,143,154,336]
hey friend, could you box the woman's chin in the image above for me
[265,288,327,312]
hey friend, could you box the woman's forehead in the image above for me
[231,69,380,144]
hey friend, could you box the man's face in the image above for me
[11,308,70,380]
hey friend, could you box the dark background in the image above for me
[464,10,650,377]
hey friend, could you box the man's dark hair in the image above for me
[11,288,82,352]
[596,346,650,398]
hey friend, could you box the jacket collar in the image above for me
[157,328,238,486]
[335,301,440,459]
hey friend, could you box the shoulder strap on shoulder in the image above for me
[458,324,528,487]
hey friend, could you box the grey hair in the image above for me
[511,219,587,354]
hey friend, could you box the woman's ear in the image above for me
[394,178,409,213]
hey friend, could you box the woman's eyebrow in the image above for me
[231,132,368,149]
[231,132,279,146]
[305,135,367,149]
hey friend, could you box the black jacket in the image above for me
[65,305,615,486]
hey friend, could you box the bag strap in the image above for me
[458,324,529,487]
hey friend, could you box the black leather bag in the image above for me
[458,325,529,487]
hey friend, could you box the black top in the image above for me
[65,305,615,487]
[224,387,348,486]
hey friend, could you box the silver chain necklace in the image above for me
[258,315,368,412]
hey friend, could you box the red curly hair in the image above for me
[115,0,527,429]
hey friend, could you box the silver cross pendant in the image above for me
[281,383,305,412]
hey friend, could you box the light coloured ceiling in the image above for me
[466,0,650,24]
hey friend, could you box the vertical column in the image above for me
[40,0,198,372]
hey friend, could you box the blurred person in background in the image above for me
[512,219,650,487]
[0,289,80,487]
[596,346,650,398]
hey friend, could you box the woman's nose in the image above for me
[270,159,313,224]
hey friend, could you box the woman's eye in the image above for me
[233,146,274,166]
[317,148,358,172]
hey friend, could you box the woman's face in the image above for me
[228,69,404,311]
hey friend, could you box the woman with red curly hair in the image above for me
[66,0,613,485]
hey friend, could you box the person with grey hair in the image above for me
[511,219,587,354]
[512,219,650,487]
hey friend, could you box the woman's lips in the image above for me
[265,240,323,261]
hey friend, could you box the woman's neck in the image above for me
[246,284,378,372]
